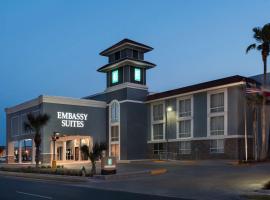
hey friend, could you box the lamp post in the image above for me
[165,106,172,160]
[51,132,60,169]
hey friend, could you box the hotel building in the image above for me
[5,39,268,164]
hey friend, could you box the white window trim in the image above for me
[109,100,120,160]
[176,95,193,139]
[151,101,165,141]
[179,141,191,155]
[210,139,225,154]
[207,88,228,137]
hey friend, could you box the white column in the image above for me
[7,141,14,164]
[62,141,66,161]
[18,140,22,164]
[79,139,81,161]
[32,139,35,164]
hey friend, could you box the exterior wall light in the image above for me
[167,106,173,112]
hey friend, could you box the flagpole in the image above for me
[244,82,248,162]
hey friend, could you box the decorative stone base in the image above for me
[148,138,254,160]
[7,156,14,164]
[40,154,53,165]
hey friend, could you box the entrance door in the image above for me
[75,147,79,161]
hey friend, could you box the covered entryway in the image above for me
[51,135,92,163]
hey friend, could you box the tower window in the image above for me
[115,51,120,61]
[134,68,141,82]
[112,70,119,84]
[133,50,138,59]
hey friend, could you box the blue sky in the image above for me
[0,0,269,145]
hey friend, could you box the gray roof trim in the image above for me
[97,58,156,72]
[100,39,153,56]
[5,95,106,114]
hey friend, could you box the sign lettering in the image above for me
[57,112,88,128]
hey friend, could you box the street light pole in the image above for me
[165,108,168,160]
[166,106,172,160]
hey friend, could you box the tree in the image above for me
[80,142,107,175]
[247,93,263,160]
[24,113,50,167]
[246,23,270,160]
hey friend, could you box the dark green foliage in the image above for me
[80,142,107,175]
[24,113,50,168]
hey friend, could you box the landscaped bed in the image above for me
[0,166,92,177]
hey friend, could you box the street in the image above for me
[1,160,270,200]
[0,175,186,200]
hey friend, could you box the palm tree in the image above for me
[24,113,50,167]
[246,23,270,160]
[247,94,263,160]
[80,142,107,175]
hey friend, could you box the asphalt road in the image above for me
[0,175,187,200]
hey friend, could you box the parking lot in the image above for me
[77,160,270,200]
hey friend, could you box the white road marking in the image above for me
[16,191,53,199]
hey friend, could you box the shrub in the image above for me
[0,166,85,176]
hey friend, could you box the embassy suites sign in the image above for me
[57,112,88,128]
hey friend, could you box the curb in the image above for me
[94,168,167,180]
[0,170,88,183]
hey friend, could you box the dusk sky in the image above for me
[0,0,269,145]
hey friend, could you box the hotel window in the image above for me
[210,93,224,113]
[11,116,20,136]
[178,120,191,138]
[133,49,139,59]
[111,69,119,84]
[153,143,164,155]
[210,139,224,153]
[109,100,120,159]
[152,103,165,140]
[210,116,224,136]
[111,101,120,123]
[153,103,164,121]
[134,68,141,82]
[178,98,191,117]
[179,141,191,155]
[111,126,119,142]
[153,123,164,140]
[177,97,193,138]
[208,90,227,136]
[115,51,120,61]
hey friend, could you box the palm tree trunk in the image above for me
[91,161,96,175]
[261,54,268,160]
[35,146,39,168]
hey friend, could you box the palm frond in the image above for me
[257,44,262,50]
[246,43,256,54]
[253,27,263,42]
[24,122,33,133]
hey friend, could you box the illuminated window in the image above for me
[112,70,119,84]
[111,101,120,123]
[134,68,141,82]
